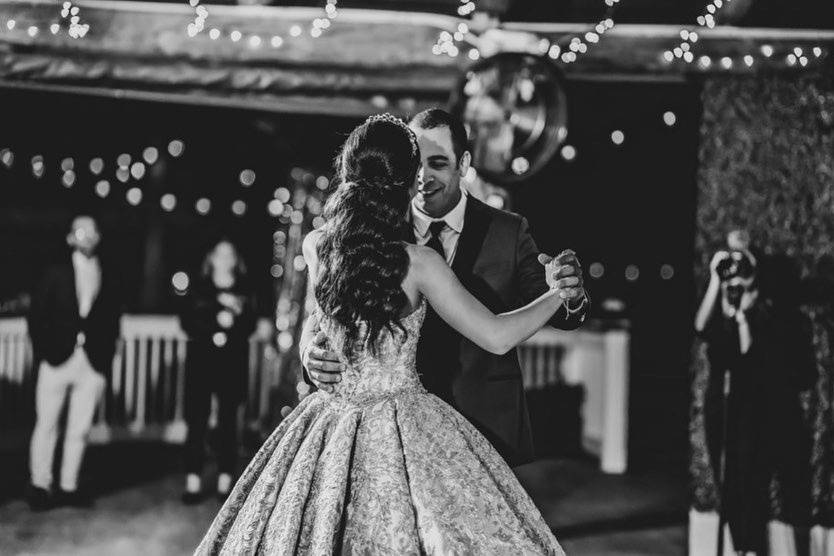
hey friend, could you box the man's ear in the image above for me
[458,150,472,177]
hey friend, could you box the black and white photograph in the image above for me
[0,0,832,553]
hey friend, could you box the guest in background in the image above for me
[26,215,121,510]
[694,229,811,554]
[180,238,256,504]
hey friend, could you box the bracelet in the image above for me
[564,293,588,315]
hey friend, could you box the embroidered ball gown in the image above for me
[196,297,564,555]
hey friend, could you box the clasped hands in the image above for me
[538,249,586,310]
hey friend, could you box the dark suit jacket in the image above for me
[27,254,121,374]
[416,196,587,466]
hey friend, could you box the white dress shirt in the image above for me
[72,251,101,319]
[411,188,468,265]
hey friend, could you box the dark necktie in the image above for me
[426,221,446,260]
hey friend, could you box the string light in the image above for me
[184,0,337,48]
[60,1,90,39]
[511,157,530,175]
[662,2,827,70]
[611,130,625,145]
[142,147,159,165]
[268,199,285,217]
[560,145,577,161]
[62,170,76,188]
[231,199,247,216]
[663,111,677,126]
[160,193,177,211]
[558,14,616,65]
[195,198,211,215]
[1,148,14,168]
[239,169,256,187]
[126,187,142,205]
[130,162,146,180]
[172,271,190,293]
[434,23,469,58]
[187,0,208,38]
[31,155,44,179]
[89,158,104,175]
[95,180,110,198]
[167,140,184,158]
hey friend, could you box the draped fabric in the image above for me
[691,75,834,532]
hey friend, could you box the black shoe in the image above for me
[55,488,94,508]
[181,490,204,505]
[26,485,53,512]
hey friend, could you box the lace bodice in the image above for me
[317,298,427,405]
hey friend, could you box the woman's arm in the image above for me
[410,245,564,355]
[694,252,727,333]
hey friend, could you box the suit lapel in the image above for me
[451,196,491,280]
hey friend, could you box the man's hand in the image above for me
[301,331,345,393]
[538,249,585,302]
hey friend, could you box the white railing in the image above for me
[0,315,630,473]
[520,325,630,474]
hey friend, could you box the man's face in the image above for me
[67,216,100,257]
[410,125,470,219]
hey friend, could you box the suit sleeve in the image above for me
[27,268,54,358]
[514,216,588,331]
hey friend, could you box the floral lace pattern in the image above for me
[196,298,563,555]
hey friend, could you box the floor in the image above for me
[0,443,688,555]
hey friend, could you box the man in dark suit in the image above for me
[302,109,588,466]
[26,215,121,510]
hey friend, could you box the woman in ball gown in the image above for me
[196,115,570,555]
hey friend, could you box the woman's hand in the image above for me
[217,292,243,314]
[709,251,729,281]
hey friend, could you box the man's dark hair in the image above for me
[409,108,470,166]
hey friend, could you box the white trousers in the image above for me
[29,347,105,492]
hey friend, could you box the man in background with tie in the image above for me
[26,215,121,510]
[302,108,588,465]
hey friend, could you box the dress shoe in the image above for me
[26,485,53,512]
[55,488,94,508]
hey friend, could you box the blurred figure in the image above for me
[694,229,811,554]
[180,239,256,504]
[26,215,121,510]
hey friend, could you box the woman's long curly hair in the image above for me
[314,115,420,356]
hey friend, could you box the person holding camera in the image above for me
[694,230,810,555]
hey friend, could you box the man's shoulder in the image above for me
[467,195,524,231]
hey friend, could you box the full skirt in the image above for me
[196,390,563,555]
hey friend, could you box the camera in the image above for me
[716,250,758,311]
[716,250,756,282]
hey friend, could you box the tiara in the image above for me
[365,113,419,157]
